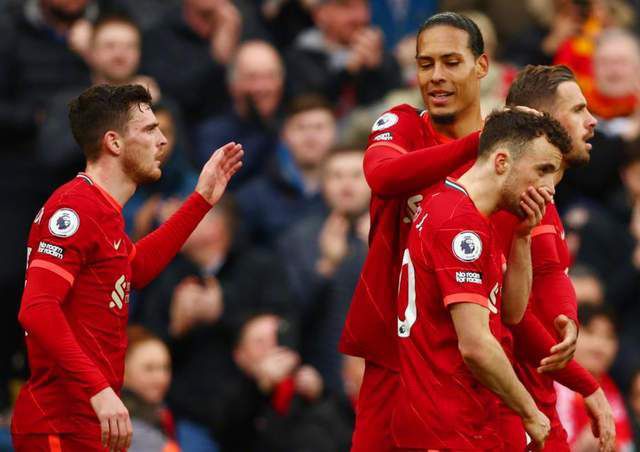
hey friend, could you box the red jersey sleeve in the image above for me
[19,197,109,398]
[428,216,495,309]
[130,192,211,289]
[364,105,480,197]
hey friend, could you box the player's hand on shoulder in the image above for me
[523,408,550,451]
[195,142,243,205]
[515,186,553,237]
[90,386,132,452]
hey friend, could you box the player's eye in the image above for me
[446,61,460,66]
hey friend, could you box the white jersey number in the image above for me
[397,248,417,337]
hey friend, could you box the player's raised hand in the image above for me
[538,314,577,372]
[523,408,551,451]
[516,186,553,237]
[584,388,617,452]
[195,142,243,205]
[90,386,132,451]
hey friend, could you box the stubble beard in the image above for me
[122,147,161,186]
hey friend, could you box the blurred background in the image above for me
[1,0,640,450]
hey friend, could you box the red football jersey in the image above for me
[339,104,478,369]
[392,178,506,450]
[13,174,134,436]
[493,204,577,407]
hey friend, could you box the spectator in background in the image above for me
[192,40,285,186]
[278,147,369,393]
[258,0,314,48]
[285,0,402,116]
[556,304,634,451]
[235,94,336,248]
[589,29,640,139]
[136,196,292,452]
[37,13,165,186]
[233,314,353,452]
[568,264,606,305]
[369,0,436,51]
[122,325,179,452]
[141,0,242,123]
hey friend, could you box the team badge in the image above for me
[452,231,482,262]
[372,112,398,131]
[48,208,80,238]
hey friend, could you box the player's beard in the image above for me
[122,146,161,185]
[430,113,456,125]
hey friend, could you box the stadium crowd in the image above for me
[1,0,640,450]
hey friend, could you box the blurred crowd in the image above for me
[1,0,640,451]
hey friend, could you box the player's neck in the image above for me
[84,162,137,208]
[456,166,500,217]
[431,105,483,139]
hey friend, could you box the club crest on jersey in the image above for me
[452,231,482,262]
[372,112,398,131]
[48,209,79,238]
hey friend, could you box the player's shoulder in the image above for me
[426,185,489,235]
[40,177,105,236]
[370,103,423,133]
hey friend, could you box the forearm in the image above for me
[364,132,479,197]
[131,192,211,289]
[462,334,537,419]
[19,269,109,398]
[502,235,532,324]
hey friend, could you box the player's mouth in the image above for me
[428,90,454,107]
[583,131,594,151]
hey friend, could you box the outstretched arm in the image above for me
[131,142,243,288]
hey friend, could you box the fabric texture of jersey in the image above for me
[392,179,506,450]
[339,104,478,370]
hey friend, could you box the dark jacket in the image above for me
[135,248,293,442]
[235,147,326,248]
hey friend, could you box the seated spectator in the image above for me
[141,0,243,123]
[277,146,370,393]
[191,40,285,185]
[235,94,335,247]
[136,195,292,452]
[556,304,634,451]
[285,0,402,116]
[122,325,179,452]
[233,314,353,452]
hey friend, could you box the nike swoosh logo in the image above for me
[113,239,122,250]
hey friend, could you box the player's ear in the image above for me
[103,131,122,156]
[475,53,489,79]
[494,149,510,175]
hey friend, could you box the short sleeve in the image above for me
[429,216,495,310]
[366,105,422,154]
[28,196,98,287]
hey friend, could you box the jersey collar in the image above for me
[76,173,123,212]
[444,177,469,197]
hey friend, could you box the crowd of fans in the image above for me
[1,0,640,450]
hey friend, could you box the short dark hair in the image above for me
[284,93,333,119]
[478,109,572,159]
[417,12,484,58]
[506,65,576,110]
[68,84,152,161]
[578,304,619,334]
